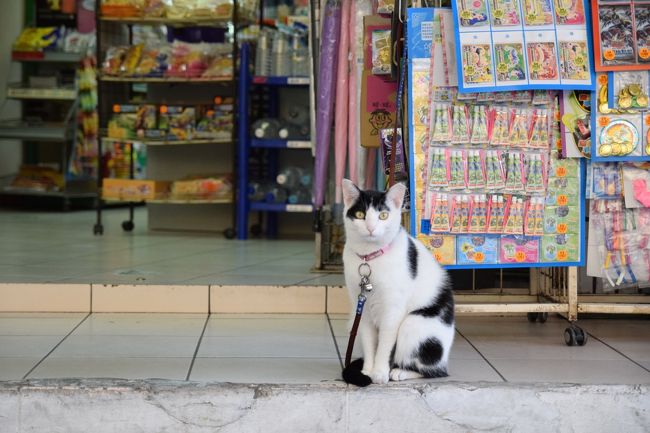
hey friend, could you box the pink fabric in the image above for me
[633,179,650,207]
[334,0,351,203]
[347,0,358,186]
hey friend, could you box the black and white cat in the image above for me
[341,179,455,386]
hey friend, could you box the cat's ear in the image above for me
[342,179,360,208]
[386,182,406,209]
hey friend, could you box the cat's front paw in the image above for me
[370,367,389,384]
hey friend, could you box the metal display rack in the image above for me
[92,1,244,236]
[402,7,589,345]
[0,51,96,209]
[235,43,313,239]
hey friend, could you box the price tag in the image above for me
[434,252,443,263]
[556,166,567,178]
[287,140,311,148]
[557,194,568,206]
[473,252,485,263]
[287,77,309,85]
[286,204,312,213]
[515,251,526,262]
[557,223,568,234]
[557,250,568,261]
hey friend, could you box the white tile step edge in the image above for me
[0,283,348,314]
[0,379,647,432]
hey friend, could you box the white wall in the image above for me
[0,1,24,178]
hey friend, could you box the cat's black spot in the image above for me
[345,189,389,220]
[410,286,455,325]
[417,337,443,366]
[407,238,418,279]
[421,366,448,378]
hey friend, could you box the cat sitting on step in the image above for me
[341,179,455,386]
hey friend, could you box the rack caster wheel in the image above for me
[93,224,104,235]
[223,228,236,239]
[122,221,134,232]
[527,312,548,323]
[564,326,587,346]
[250,224,262,237]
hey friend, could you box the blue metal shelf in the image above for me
[251,76,310,86]
[250,202,313,212]
[250,139,311,149]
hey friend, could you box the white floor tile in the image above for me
[490,359,650,384]
[49,335,200,358]
[204,316,331,338]
[0,358,41,380]
[28,357,192,380]
[190,358,342,383]
[197,336,339,358]
[73,313,207,336]
[0,313,85,335]
[0,336,61,357]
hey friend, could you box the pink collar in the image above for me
[356,242,392,262]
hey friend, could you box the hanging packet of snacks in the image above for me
[407,7,584,267]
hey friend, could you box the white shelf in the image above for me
[101,136,231,146]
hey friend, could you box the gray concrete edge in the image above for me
[1,379,648,433]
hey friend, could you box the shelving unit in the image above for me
[93,1,243,236]
[236,43,313,239]
[0,48,96,210]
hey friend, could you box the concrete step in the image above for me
[1,379,648,432]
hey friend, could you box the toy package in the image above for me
[592,1,650,71]
[592,72,650,161]
[587,198,650,289]
[159,105,195,140]
[452,0,594,91]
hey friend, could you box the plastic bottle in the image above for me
[288,187,312,204]
[255,29,272,76]
[276,167,303,189]
[271,32,291,77]
[278,123,310,139]
[247,181,267,201]
[290,33,309,77]
[265,184,288,203]
[251,118,281,139]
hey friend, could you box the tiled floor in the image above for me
[0,313,648,385]
[0,208,343,286]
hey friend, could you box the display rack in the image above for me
[235,43,313,239]
[92,0,242,236]
[407,7,588,345]
[0,50,96,209]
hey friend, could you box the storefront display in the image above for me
[408,7,584,268]
[451,0,594,92]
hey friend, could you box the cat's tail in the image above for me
[342,358,372,387]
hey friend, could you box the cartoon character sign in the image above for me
[369,109,393,135]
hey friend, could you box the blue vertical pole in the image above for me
[237,43,250,240]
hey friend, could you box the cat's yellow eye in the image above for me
[379,211,389,220]
[355,211,365,219]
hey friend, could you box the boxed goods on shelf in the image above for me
[170,174,233,200]
[102,178,171,201]
[107,102,232,141]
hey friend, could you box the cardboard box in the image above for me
[102,178,171,201]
